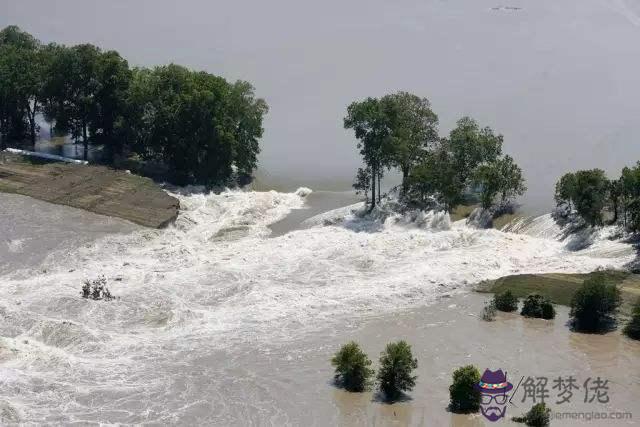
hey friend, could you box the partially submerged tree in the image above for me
[449,365,481,413]
[331,341,374,392]
[344,97,392,211]
[570,275,621,332]
[377,340,418,401]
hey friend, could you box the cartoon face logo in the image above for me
[475,369,513,422]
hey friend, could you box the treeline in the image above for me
[0,26,267,186]
[554,163,640,230]
[343,92,526,212]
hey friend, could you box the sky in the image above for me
[2,0,640,210]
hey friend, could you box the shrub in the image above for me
[377,340,418,400]
[521,294,556,319]
[623,298,640,340]
[493,290,518,312]
[570,275,621,331]
[448,365,481,413]
[481,302,497,321]
[81,276,115,301]
[513,403,551,426]
[331,342,374,392]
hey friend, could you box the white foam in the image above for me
[0,188,635,422]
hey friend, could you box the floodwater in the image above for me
[1,188,638,425]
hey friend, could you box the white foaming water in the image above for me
[0,189,635,423]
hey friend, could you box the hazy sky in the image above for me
[2,0,640,209]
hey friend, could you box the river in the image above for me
[1,188,638,425]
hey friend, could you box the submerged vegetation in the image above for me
[344,93,526,214]
[554,162,640,231]
[0,25,267,186]
[493,290,519,312]
[512,403,551,427]
[81,276,115,301]
[520,294,556,320]
[376,340,418,401]
[331,342,374,392]
[624,298,640,340]
[570,275,621,332]
[448,365,481,413]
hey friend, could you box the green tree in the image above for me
[570,275,621,332]
[331,341,374,392]
[520,294,555,319]
[447,117,503,186]
[93,50,132,158]
[380,91,439,196]
[376,340,418,401]
[573,169,609,226]
[408,141,463,209]
[474,155,526,210]
[448,365,481,413]
[512,403,551,426]
[493,290,518,312]
[353,167,371,203]
[554,172,577,211]
[344,98,393,210]
[43,43,102,159]
[623,298,640,340]
[0,26,44,144]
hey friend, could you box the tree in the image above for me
[493,290,518,312]
[447,117,503,186]
[353,167,371,203]
[408,141,463,210]
[226,80,269,180]
[344,98,393,211]
[449,365,481,413]
[376,340,418,401]
[92,50,132,158]
[331,342,374,392]
[0,26,44,144]
[624,298,640,340]
[43,43,102,159]
[380,91,439,196]
[520,294,555,320]
[570,275,621,332]
[512,403,551,426]
[473,155,525,210]
[554,172,577,210]
[572,169,609,226]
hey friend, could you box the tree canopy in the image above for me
[344,95,526,214]
[0,25,268,187]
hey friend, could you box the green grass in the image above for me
[476,270,640,314]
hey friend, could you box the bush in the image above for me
[623,298,640,340]
[521,294,556,319]
[331,342,374,392]
[570,275,621,331]
[493,290,519,312]
[377,341,418,400]
[481,302,497,321]
[81,276,115,301]
[448,365,481,413]
[513,403,551,426]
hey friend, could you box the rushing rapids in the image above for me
[0,188,635,423]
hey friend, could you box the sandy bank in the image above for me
[0,151,179,228]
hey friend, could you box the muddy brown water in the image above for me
[210,292,640,426]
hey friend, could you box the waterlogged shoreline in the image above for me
[1,188,638,424]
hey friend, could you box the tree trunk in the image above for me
[370,164,376,211]
[377,171,381,203]
[82,121,88,161]
[27,102,37,145]
[401,165,409,197]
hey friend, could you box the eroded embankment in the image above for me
[0,152,179,228]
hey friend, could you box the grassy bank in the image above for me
[0,151,179,228]
[476,270,640,314]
